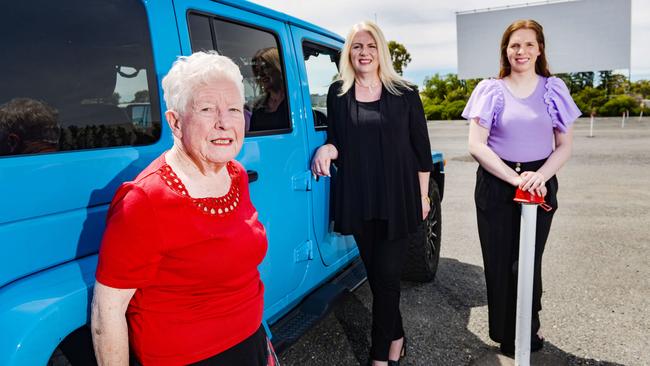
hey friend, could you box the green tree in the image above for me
[422,98,444,120]
[557,72,595,94]
[421,73,483,120]
[422,73,447,102]
[597,70,630,96]
[442,100,467,120]
[108,92,121,105]
[572,86,606,115]
[387,41,411,76]
[572,72,594,90]
[445,88,467,102]
[598,95,639,116]
[598,70,613,93]
[418,71,650,120]
[630,80,650,98]
[422,73,467,101]
[443,74,464,96]
[133,90,150,103]
[610,74,629,95]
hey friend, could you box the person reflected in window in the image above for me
[249,47,289,132]
[464,19,581,357]
[0,98,60,156]
[311,21,433,366]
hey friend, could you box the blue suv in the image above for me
[0,1,445,364]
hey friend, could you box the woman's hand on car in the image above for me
[311,144,337,178]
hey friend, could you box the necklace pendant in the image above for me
[356,80,379,94]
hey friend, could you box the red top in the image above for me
[96,155,267,365]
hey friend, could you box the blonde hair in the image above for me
[251,47,284,109]
[337,21,413,96]
[252,47,282,83]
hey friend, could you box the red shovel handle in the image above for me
[513,188,553,212]
[513,188,546,205]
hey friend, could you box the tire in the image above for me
[48,326,97,366]
[48,348,72,366]
[402,179,442,282]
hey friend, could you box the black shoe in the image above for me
[499,335,544,358]
[368,360,399,366]
[499,343,515,358]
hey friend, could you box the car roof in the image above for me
[218,0,344,43]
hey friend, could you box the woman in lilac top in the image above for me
[463,19,581,357]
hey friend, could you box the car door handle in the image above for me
[247,170,258,182]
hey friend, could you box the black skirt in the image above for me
[131,325,279,366]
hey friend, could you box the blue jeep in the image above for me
[0,0,445,364]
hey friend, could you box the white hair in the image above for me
[337,21,413,96]
[162,51,244,115]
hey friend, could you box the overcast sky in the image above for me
[249,0,650,86]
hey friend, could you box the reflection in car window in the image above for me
[188,13,290,134]
[302,42,340,129]
[0,0,161,157]
[249,47,289,132]
[0,98,60,156]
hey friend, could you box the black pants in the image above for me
[131,325,277,366]
[474,159,558,347]
[353,220,409,361]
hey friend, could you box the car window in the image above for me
[301,42,340,130]
[0,0,161,157]
[188,12,291,135]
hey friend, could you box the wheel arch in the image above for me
[0,256,97,366]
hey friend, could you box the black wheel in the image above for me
[48,326,97,366]
[402,179,442,282]
[48,348,72,366]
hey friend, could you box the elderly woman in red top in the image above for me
[91,51,278,366]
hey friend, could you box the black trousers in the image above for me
[131,325,277,366]
[474,159,558,347]
[353,220,409,361]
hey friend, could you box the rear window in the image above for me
[0,0,161,157]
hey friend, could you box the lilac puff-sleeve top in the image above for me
[462,76,581,162]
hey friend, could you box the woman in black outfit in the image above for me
[311,21,432,366]
[249,47,289,132]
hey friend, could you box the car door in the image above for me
[0,0,167,289]
[173,1,312,312]
[289,25,357,266]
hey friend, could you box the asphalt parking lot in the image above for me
[279,117,650,366]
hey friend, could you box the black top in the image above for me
[249,97,289,132]
[326,81,433,240]
[354,100,388,220]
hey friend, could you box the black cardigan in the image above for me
[326,81,433,240]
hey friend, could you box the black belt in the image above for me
[502,157,548,173]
